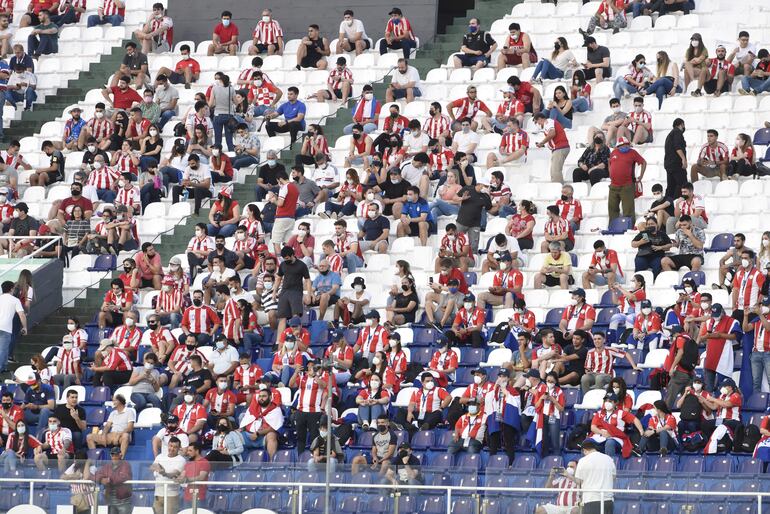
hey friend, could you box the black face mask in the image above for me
[167,424,178,431]
[390,141,398,147]
[216,243,225,250]
[401,284,409,291]
[1,403,10,409]
[431,148,439,154]
[352,133,361,140]
[292,175,300,182]
[218,424,228,432]
[190,165,199,170]
[186,344,196,351]
[148,322,158,329]
[594,137,603,145]
[192,299,203,307]
[377,424,388,433]
[123,266,132,273]
[371,161,382,168]
[320,270,329,276]
[390,113,398,118]
[71,189,81,196]
[560,194,569,202]
[398,450,409,459]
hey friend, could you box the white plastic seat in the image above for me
[639,349,669,369]
[136,407,163,428]
[633,390,662,409]
[575,389,606,410]
[58,385,86,404]
[394,386,417,407]
[480,348,512,368]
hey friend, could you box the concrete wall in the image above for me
[28,259,63,327]
[168,0,439,49]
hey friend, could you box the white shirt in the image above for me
[231,290,255,304]
[154,428,189,455]
[734,42,757,62]
[209,345,240,375]
[209,267,236,283]
[0,294,23,333]
[399,162,427,187]
[403,131,430,155]
[7,71,36,94]
[488,236,521,258]
[152,453,186,496]
[391,66,422,89]
[342,290,371,313]
[338,19,367,41]
[312,164,340,190]
[575,450,616,503]
[453,131,480,154]
[183,164,213,193]
[107,407,136,433]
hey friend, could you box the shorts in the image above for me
[271,217,295,246]
[542,505,573,514]
[324,89,344,99]
[408,220,436,237]
[253,43,276,54]
[300,54,324,69]
[46,170,61,184]
[359,240,387,252]
[277,290,304,319]
[392,87,422,100]
[438,291,464,312]
[544,274,575,287]
[342,39,371,50]
[310,293,339,305]
[583,67,611,81]
[110,312,125,326]
[26,12,41,26]
[504,51,538,66]
[630,128,653,143]
[140,277,155,288]
[704,78,731,94]
[693,163,722,178]
[491,150,526,164]
[592,272,625,286]
[168,71,186,84]
[668,253,702,269]
[455,53,489,67]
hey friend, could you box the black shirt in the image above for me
[48,150,65,178]
[650,195,674,216]
[462,31,496,53]
[183,367,213,393]
[390,454,424,484]
[258,163,284,186]
[587,45,610,68]
[456,187,492,228]
[54,404,87,434]
[632,228,672,257]
[122,51,148,72]
[278,258,310,292]
[9,215,39,237]
[381,178,410,201]
[362,215,390,241]
[664,128,687,169]
[394,290,419,323]
[82,149,109,166]
[562,344,588,377]
[207,248,239,269]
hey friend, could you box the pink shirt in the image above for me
[135,251,161,280]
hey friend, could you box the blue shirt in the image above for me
[24,383,55,406]
[312,271,341,294]
[277,100,307,130]
[403,198,433,223]
[362,215,390,241]
[0,61,9,85]
[9,54,33,73]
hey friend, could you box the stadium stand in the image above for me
[3,0,770,512]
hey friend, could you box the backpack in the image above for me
[488,322,511,346]
[566,423,590,451]
[679,336,699,372]
[734,424,761,453]
[679,393,702,421]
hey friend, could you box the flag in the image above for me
[525,410,544,456]
[485,386,521,435]
[753,436,770,461]
[739,331,755,398]
[591,416,633,458]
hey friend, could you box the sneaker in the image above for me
[295,65,301,71]
[318,211,329,219]
[184,83,191,90]
[532,78,543,85]
[578,28,588,37]
[612,27,620,34]
[738,88,750,96]
[576,142,587,149]
[660,447,669,457]
[691,89,702,97]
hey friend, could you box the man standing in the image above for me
[533,112,570,183]
[0,280,26,371]
[268,170,299,256]
[574,440,616,514]
[663,118,687,201]
[455,183,492,254]
[93,447,133,514]
[273,247,312,337]
[607,136,646,222]
[150,436,185,514]
[698,303,742,392]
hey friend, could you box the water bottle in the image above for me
[182,189,189,201]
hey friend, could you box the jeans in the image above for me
[158,312,182,329]
[750,352,770,392]
[5,89,37,110]
[572,97,591,112]
[140,183,162,211]
[456,223,480,254]
[741,76,770,94]
[255,184,278,201]
[131,392,162,412]
[50,8,76,26]
[344,253,364,273]
[207,223,238,237]
[97,188,117,203]
[429,199,460,222]
[231,155,260,169]
[613,77,639,99]
[532,59,565,80]
[358,403,386,425]
[601,438,621,458]
[635,253,663,277]
[379,38,417,60]
[543,107,572,129]
[27,34,58,55]
[1,450,20,472]
[544,418,561,456]
[87,14,123,27]
[213,114,235,151]
[324,201,356,216]
[703,369,728,394]
[161,166,183,188]
[243,332,263,358]
[0,330,11,372]
[158,110,176,129]
[343,122,377,135]
[645,78,682,109]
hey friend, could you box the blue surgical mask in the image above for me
[392,18,401,25]
[449,287,458,294]
[469,25,478,33]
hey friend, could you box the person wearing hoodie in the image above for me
[607,136,646,222]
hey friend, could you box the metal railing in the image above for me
[2,475,766,514]
[0,235,61,279]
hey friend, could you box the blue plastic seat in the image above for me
[434,430,454,449]
[744,392,769,412]
[622,457,647,472]
[652,456,676,472]
[486,454,510,471]
[456,453,481,470]
[596,307,620,325]
[84,386,111,405]
[207,493,229,512]
[413,327,439,345]
[455,367,474,386]
[256,491,287,511]
[411,346,433,365]
[462,347,485,366]
[464,272,477,287]
[338,495,361,513]
[353,431,374,449]
[595,290,616,308]
[229,492,255,512]
[602,216,633,235]
[452,497,475,514]
[705,233,734,253]
[544,308,564,326]
[563,388,580,408]
[753,128,770,146]
[87,254,116,272]
[618,368,639,388]
[738,458,762,474]
[512,455,536,470]
[428,452,454,468]
[272,449,296,464]
[86,407,106,426]
[410,430,434,450]
[365,494,391,513]
[506,499,530,514]
[707,456,734,473]
[539,455,564,469]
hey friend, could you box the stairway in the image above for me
[14,0,522,369]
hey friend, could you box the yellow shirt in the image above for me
[543,252,571,277]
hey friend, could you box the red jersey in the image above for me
[109,86,142,110]
[664,334,694,374]
[634,312,662,333]
[492,269,523,292]
[455,413,485,441]
[252,20,283,45]
[275,183,298,218]
[0,405,22,436]
[732,146,754,164]
[247,81,280,106]
[752,318,770,353]
[424,114,450,139]
[385,17,415,40]
[556,198,583,223]
[87,165,121,190]
[448,97,489,121]
[708,58,735,77]
[103,290,134,310]
[732,267,765,309]
[104,348,133,371]
[204,387,237,414]
[234,364,264,389]
[585,347,626,375]
[499,129,528,155]
[438,267,469,294]
[295,374,324,413]
[440,232,470,257]
[173,403,207,433]
[544,216,574,245]
[56,347,81,375]
[590,249,624,279]
[698,142,729,163]
[618,288,646,314]
[497,98,525,119]
[410,387,449,416]
[156,289,183,314]
[110,325,141,352]
[327,67,353,90]
[542,119,569,150]
[429,148,454,172]
[717,392,741,420]
[146,327,175,352]
[186,235,215,253]
[174,57,200,75]
[355,325,387,357]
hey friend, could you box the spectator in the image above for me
[618,96,653,146]
[295,24,329,70]
[727,133,755,178]
[556,186,583,238]
[570,70,593,113]
[535,462,580,514]
[265,86,306,144]
[497,22,536,71]
[208,73,237,151]
[345,125,373,169]
[506,200,536,251]
[157,44,199,89]
[482,87,525,135]
[33,414,73,472]
[532,36,576,82]
[396,186,433,247]
[314,56,352,104]
[697,304,742,392]
[4,202,39,258]
[580,0,627,36]
[153,73,178,129]
[207,186,240,238]
[27,9,58,57]
[400,372,450,431]
[739,48,770,95]
[343,85,380,135]
[133,2,173,54]
[149,437,185,514]
[330,218,363,272]
[128,352,162,412]
[179,443,210,509]
[455,182,492,253]
[533,112,570,183]
[661,215,705,272]
[102,75,142,112]
[663,118,688,200]
[448,85,492,133]
[274,247,311,335]
[2,419,38,473]
[172,154,212,216]
[81,103,114,151]
[359,202,390,254]
[350,413,396,474]
[249,9,284,55]
[87,0,125,28]
[446,294,486,347]
[692,45,734,97]
[386,276,418,327]
[384,441,424,486]
[4,63,36,111]
[632,215,672,277]
[701,378,742,454]
[581,37,611,84]
[643,50,682,109]
[112,42,148,89]
[613,54,653,100]
[28,140,63,186]
[731,249,764,320]
[691,129,729,182]
[743,299,770,394]
[386,57,422,103]
[585,98,625,148]
[541,204,573,253]
[86,394,135,457]
[207,11,238,56]
[728,30,757,77]
[573,132,609,185]
[608,136,646,222]
[542,86,574,129]
[558,288,596,346]
[447,398,485,456]
[588,391,644,459]
[534,242,573,289]
[452,17,496,70]
[681,32,709,90]
[171,386,208,444]
[380,7,416,59]
[583,239,625,289]
[305,259,341,320]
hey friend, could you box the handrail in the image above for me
[0,235,61,279]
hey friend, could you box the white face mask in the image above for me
[764,239,770,248]
[566,467,575,476]
[365,318,374,327]
[612,387,621,395]
[284,341,295,351]
[653,193,662,199]
[235,232,246,241]
[524,378,532,388]
[93,161,103,170]
[149,129,158,137]
[720,387,729,396]
[684,286,693,294]
[612,106,621,113]
[354,285,363,293]
[569,298,578,306]
[500,262,508,270]
[95,111,104,119]
[762,306,770,315]
[367,210,377,219]
[693,383,703,392]
[370,381,380,389]
[700,302,710,311]
[641,307,652,315]
[364,93,373,100]
[144,362,154,371]
[691,40,699,48]
[125,318,135,327]
[595,251,604,259]
[16,425,25,434]
[87,145,96,153]
[742,259,751,268]
[67,323,76,331]
[184,394,194,404]
[423,381,435,390]
[604,401,614,411]
[468,405,479,415]
[63,343,72,351]
[262,15,271,23]
[217,382,227,390]
[389,340,398,349]
[12,211,19,219]
[372,356,381,365]
[547,382,556,389]
[464,302,473,310]
[212,149,220,157]
[634,105,643,113]
[48,423,58,431]
[117,180,126,188]
[195,229,203,237]
[473,375,482,385]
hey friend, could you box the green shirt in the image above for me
[36,23,58,40]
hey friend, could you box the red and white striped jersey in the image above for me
[708,58,735,77]
[181,305,220,334]
[114,153,137,175]
[385,17,415,40]
[585,347,625,375]
[456,413,485,441]
[463,381,496,402]
[252,20,283,45]
[448,97,489,120]
[327,67,353,90]
[271,349,311,369]
[497,99,525,118]
[618,287,645,315]
[698,142,729,163]
[492,269,523,291]
[499,130,528,155]
[169,346,208,375]
[324,343,354,364]
[110,325,141,351]
[148,15,174,46]
[59,0,85,18]
[717,392,741,420]
[86,117,113,141]
[0,1,13,20]
[561,303,596,331]
[308,135,330,158]
[0,405,22,436]
[752,319,770,353]
[116,186,140,211]
[239,219,264,240]
[552,475,580,507]
[232,237,257,260]
[539,385,565,418]
[732,267,765,309]
[326,253,343,274]
[56,347,81,375]
[628,109,652,134]
[511,309,537,333]
[453,307,485,328]
[556,199,583,222]
[204,388,237,414]
[173,402,206,433]
[238,67,273,85]
[104,348,133,371]
[356,325,387,357]
[590,249,624,279]
[221,298,240,339]
[410,387,450,415]
[295,374,324,413]
[677,195,708,222]
[100,0,125,17]
[646,413,677,436]
[333,231,358,255]
[44,427,73,455]
[234,363,264,388]
[387,349,408,378]
[87,166,120,189]
[428,148,454,172]
[146,327,175,351]
[127,118,151,140]
[429,349,459,373]
[186,235,215,253]
[424,114,451,139]
[543,119,570,150]
[156,289,183,313]
[634,312,662,333]
[440,232,469,256]
[70,328,88,350]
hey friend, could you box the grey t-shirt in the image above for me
[587,45,610,68]
[130,367,161,394]
[122,51,148,72]
[296,177,321,205]
[154,84,179,112]
[674,227,705,256]
[373,430,397,458]
[210,84,235,116]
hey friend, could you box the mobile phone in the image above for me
[429,277,433,285]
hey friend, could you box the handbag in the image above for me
[634,180,643,198]
[70,491,91,512]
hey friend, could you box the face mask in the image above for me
[262,15,271,23]
[118,180,126,188]
[319,430,328,439]
[216,243,225,250]
[143,361,155,371]
[372,356,381,366]
[67,323,77,332]
[222,19,230,26]
[464,302,473,311]
[569,298,579,306]
[604,401,614,411]
[370,380,380,389]
[641,307,652,315]
[125,318,135,327]
[693,383,703,391]
[720,387,729,396]
[389,340,399,349]
[524,378,532,388]
[700,302,710,311]
[473,375,482,385]
[401,284,409,292]
[192,299,203,307]
[468,405,479,415]
[634,106,643,113]
[762,306,770,315]
[144,96,153,104]
[741,258,751,268]
[353,285,364,293]
[186,344,196,352]
[217,381,227,390]
[63,342,72,351]
[462,126,470,133]
[216,341,225,350]
[468,25,477,33]
[285,341,295,351]
[423,381,435,390]
[352,132,361,140]
[184,394,194,404]
[48,423,58,431]
[94,111,105,119]
[212,149,220,157]
[12,211,19,219]
[263,281,273,289]
[612,107,621,113]
[684,286,693,295]
[691,40,699,47]
[364,93,373,100]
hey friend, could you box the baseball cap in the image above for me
[110,446,122,455]
[330,329,345,340]
[365,311,380,319]
[604,392,618,402]
[526,369,540,378]
[711,304,724,317]
[497,251,513,262]
[389,7,403,15]
[288,316,301,327]
[640,299,652,309]
[616,137,630,146]
[472,368,487,376]
[169,256,182,266]
[570,288,586,298]
[166,415,179,424]
[497,368,511,377]
[26,372,36,385]
[463,293,475,303]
